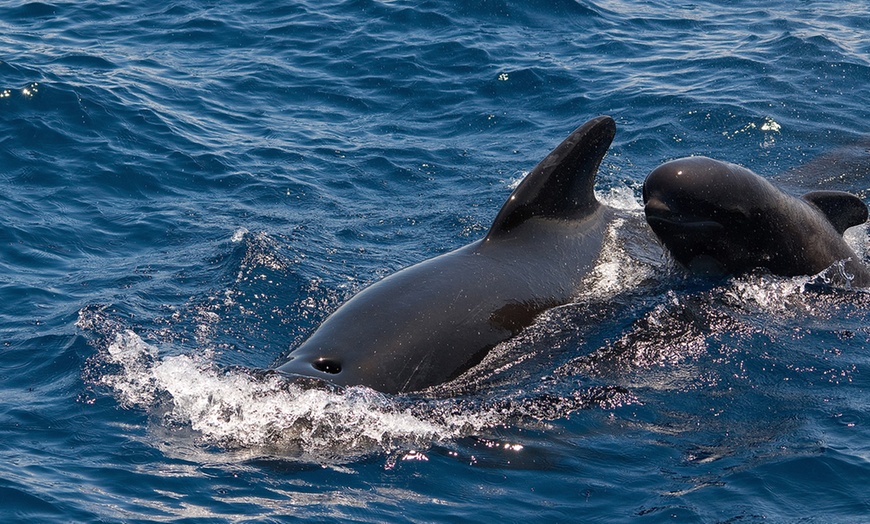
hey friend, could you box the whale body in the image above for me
[642,156,870,286]
[277,116,619,394]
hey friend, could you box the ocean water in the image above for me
[2,0,870,521]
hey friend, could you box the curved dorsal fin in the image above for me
[802,190,868,234]
[485,116,616,240]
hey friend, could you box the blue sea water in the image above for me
[2,0,870,521]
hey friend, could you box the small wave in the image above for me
[725,273,816,316]
[81,295,637,464]
[90,328,501,461]
[596,185,644,211]
[579,203,664,300]
[845,223,869,261]
[722,259,870,319]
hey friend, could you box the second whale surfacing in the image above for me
[276,116,622,394]
[643,155,870,286]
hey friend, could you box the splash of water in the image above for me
[90,327,503,460]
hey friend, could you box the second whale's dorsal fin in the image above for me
[485,116,616,241]
[802,190,869,235]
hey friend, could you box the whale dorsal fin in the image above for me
[802,190,868,234]
[485,116,616,240]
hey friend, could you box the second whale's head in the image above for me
[643,155,868,278]
[642,156,774,275]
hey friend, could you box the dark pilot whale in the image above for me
[277,116,619,394]
[642,156,870,286]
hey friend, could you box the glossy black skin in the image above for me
[277,116,618,394]
[643,156,870,285]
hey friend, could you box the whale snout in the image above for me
[643,157,741,236]
[641,161,689,220]
[642,194,673,221]
[642,194,676,226]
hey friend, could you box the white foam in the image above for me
[506,171,526,189]
[725,275,814,315]
[844,223,869,261]
[103,331,160,406]
[580,213,657,299]
[725,255,869,314]
[595,185,644,211]
[230,227,248,243]
[96,330,499,459]
[584,189,656,298]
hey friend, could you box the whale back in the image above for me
[802,190,869,234]
[276,116,621,394]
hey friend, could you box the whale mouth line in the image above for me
[644,201,725,234]
[646,214,725,233]
[274,369,345,392]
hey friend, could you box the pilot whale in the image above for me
[643,156,870,286]
[277,116,620,394]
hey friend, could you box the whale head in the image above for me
[643,155,868,278]
[642,156,777,275]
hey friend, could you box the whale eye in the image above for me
[312,358,342,374]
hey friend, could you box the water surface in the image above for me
[2,1,870,522]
